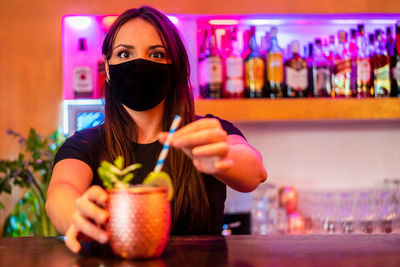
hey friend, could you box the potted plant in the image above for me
[98,156,173,259]
[0,128,65,236]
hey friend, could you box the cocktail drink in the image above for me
[98,115,180,259]
[107,185,171,259]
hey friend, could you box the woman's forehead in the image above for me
[114,18,163,46]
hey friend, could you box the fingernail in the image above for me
[72,244,80,253]
[216,159,233,169]
[100,234,108,243]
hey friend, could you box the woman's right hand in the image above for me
[65,185,110,253]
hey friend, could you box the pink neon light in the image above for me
[167,16,179,25]
[102,16,118,28]
[65,16,93,30]
[209,19,239,26]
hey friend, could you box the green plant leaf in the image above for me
[100,161,122,175]
[114,156,124,170]
[120,163,142,176]
[1,179,12,194]
[98,166,119,183]
[121,173,134,184]
[1,127,65,236]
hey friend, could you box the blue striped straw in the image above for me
[154,115,182,173]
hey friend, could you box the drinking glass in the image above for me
[251,183,278,234]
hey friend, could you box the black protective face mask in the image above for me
[109,58,173,111]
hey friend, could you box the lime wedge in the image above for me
[143,171,173,201]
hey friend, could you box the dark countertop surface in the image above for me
[1,234,400,266]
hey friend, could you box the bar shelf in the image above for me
[194,98,400,122]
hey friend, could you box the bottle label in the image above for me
[393,61,400,86]
[357,58,371,83]
[374,65,391,95]
[74,66,93,93]
[226,56,243,78]
[285,67,308,91]
[314,66,330,93]
[245,57,265,92]
[267,53,283,83]
[333,59,352,96]
[226,78,244,94]
[333,59,352,75]
[198,56,222,86]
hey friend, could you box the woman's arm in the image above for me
[212,134,267,192]
[46,159,93,233]
[159,118,267,192]
[46,159,109,253]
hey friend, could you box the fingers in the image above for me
[86,185,109,208]
[158,132,168,144]
[192,142,228,158]
[75,197,109,225]
[159,118,225,147]
[193,157,233,174]
[173,129,227,148]
[174,118,222,137]
[71,211,108,244]
[158,118,233,175]
[65,225,81,253]
[76,186,109,225]
[65,185,109,253]
[215,158,234,171]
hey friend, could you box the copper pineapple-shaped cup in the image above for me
[106,186,171,259]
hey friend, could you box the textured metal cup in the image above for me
[106,186,171,259]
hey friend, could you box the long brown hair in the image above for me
[101,6,210,233]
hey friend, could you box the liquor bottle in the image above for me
[244,26,265,98]
[198,26,223,99]
[331,30,352,97]
[386,26,395,57]
[391,21,400,97]
[349,29,358,95]
[97,28,108,98]
[260,33,269,58]
[368,33,376,96]
[356,24,372,98]
[241,29,251,58]
[327,35,336,60]
[223,27,244,98]
[373,29,391,97]
[267,27,284,98]
[306,43,314,97]
[313,38,332,97]
[74,38,93,98]
[349,29,358,56]
[198,29,208,98]
[97,60,106,98]
[285,41,308,97]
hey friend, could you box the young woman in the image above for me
[46,6,267,253]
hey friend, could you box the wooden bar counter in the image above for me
[1,234,400,266]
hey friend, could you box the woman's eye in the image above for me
[151,51,165,59]
[117,51,130,58]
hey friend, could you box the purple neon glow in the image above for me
[62,13,400,101]
[209,19,239,25]
[102,16,117,28]
[167,16,179,25]
[65,16,93,30]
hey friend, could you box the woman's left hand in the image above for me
[159,118,233,174]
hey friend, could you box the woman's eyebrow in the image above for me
[148,45,165,50]
[113,44,134,51]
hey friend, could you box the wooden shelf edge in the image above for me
[194,98,400,122]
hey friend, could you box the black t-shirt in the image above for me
[53,114,245,235]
